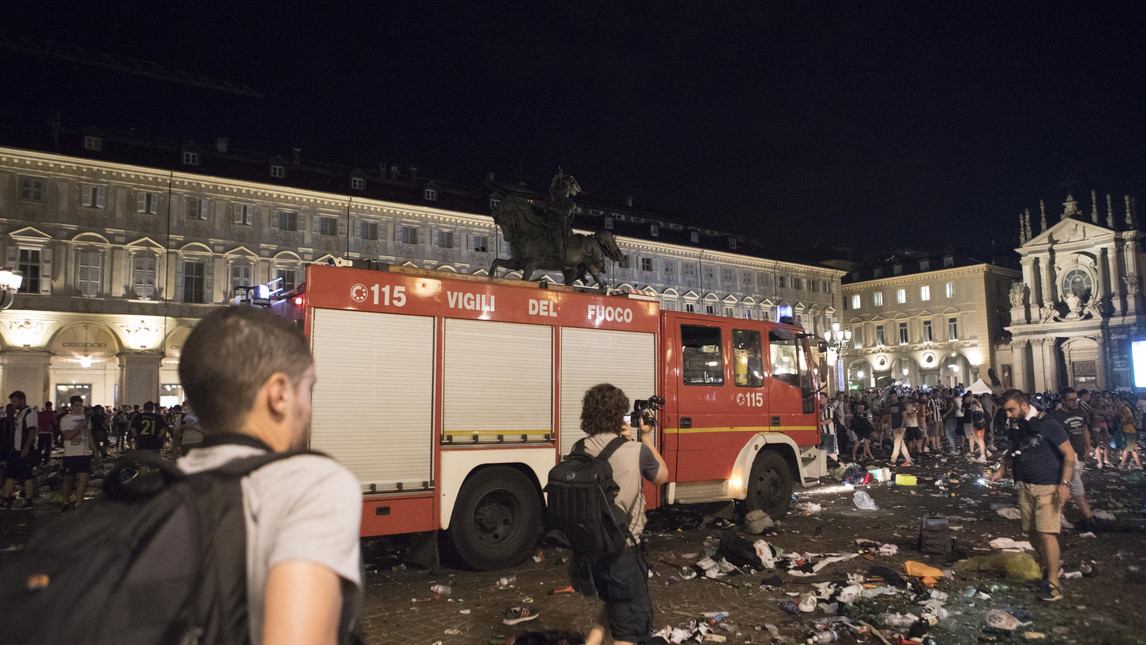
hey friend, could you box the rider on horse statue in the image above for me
[489,168,627,290]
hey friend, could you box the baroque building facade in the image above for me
[0,136,843,407]
[1000,193,1143,391]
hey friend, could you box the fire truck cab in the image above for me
[274,264,826,570]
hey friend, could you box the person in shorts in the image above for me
[568,384,668,645]
[59,395,95,510]
[2,390,39,510]
[990,389,1075,602]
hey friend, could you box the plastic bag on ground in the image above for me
[989,537,1033,551]
[853,491,878,510]
[996,507,1022,520]
[955,552,1042,582]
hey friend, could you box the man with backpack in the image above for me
[559,383,667,645]
[173,305,363,643]
[989,389,1076,602]
[0,306,362,645]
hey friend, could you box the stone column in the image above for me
[1030,338,1046,392]
[1042,338,1061,393]
[1042,254,1056,306]
[1020,258,1037,319]
[1031,258,1045,307]
[1094,333,1108,390]
[1124,239,1141,315]
[1111,244,1124,315]
[120,352,161,406]
[1098,247,1110,303]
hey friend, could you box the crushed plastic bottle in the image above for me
[429,584,451,596]
[853,490,878,510]
[810,629,840,642]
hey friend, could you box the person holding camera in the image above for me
[571,384,667,645]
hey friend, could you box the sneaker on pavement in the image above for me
[1037,581,1063,602]
[11,498,32,511]
[902,461,913,467]
[798,593,818,613]
[502,606,540,625]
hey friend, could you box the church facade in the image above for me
[1000,192,1142,392]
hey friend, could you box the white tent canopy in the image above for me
[966,378,993,395]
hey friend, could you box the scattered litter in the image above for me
[533,550,546,563]
[1078,531,1097,539]
[853,491,879,510]
[1093,509,1116,520]
[996,507,1022,520]
[878,543,898,556]
[460,609,471,614]
[444,628,461,635]
[989,537,1033,551]
[496,575,517,589]
[985,609,1023,631]
[743,509,774,534]
[430,584,451,596]
[895,473,917,486]
[795,502,823,515]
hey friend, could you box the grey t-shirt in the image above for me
[582,434,660,540]
[177,444,362,644]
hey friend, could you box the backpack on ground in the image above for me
[545,436,635,556]
[918,514,952,554]
[0,449,321,645]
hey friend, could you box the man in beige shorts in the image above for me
[989,389,1075,602]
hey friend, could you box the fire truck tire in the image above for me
[447,467,542,571]
[744,450,793,519]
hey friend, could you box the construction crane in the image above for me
[0,30,262,98]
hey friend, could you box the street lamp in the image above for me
[823,322,852,393]
[0,267,23,310]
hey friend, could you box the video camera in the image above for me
[631,395,665,428]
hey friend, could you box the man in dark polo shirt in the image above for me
[990,389,1076,602]
[1051,387,1096,532]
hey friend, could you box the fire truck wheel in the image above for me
[745,450,793,519]
[447,467,542,571]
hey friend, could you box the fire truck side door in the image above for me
[673,323,734,481]
[766,330,818,446]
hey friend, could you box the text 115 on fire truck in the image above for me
[268,263,828,570]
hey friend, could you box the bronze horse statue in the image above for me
[489,176,628,289]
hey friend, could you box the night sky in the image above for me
[3,3,1144,255]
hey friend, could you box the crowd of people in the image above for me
[818,385,1144,473]
[4,327,1146,638]
[0,396,200,511]
[819,382,1143,603]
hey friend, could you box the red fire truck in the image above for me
[274,264,826,570]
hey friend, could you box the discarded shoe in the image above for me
[798,593,818,613]
[503,606,541,625]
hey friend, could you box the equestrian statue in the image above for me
[489,169,628,289]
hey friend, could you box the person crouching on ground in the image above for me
[570,384,667,645]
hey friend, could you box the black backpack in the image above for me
[0,449,327,645]
[545,436,636,556]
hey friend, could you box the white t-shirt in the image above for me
[60,413,92,457]
[177,443,362,645]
